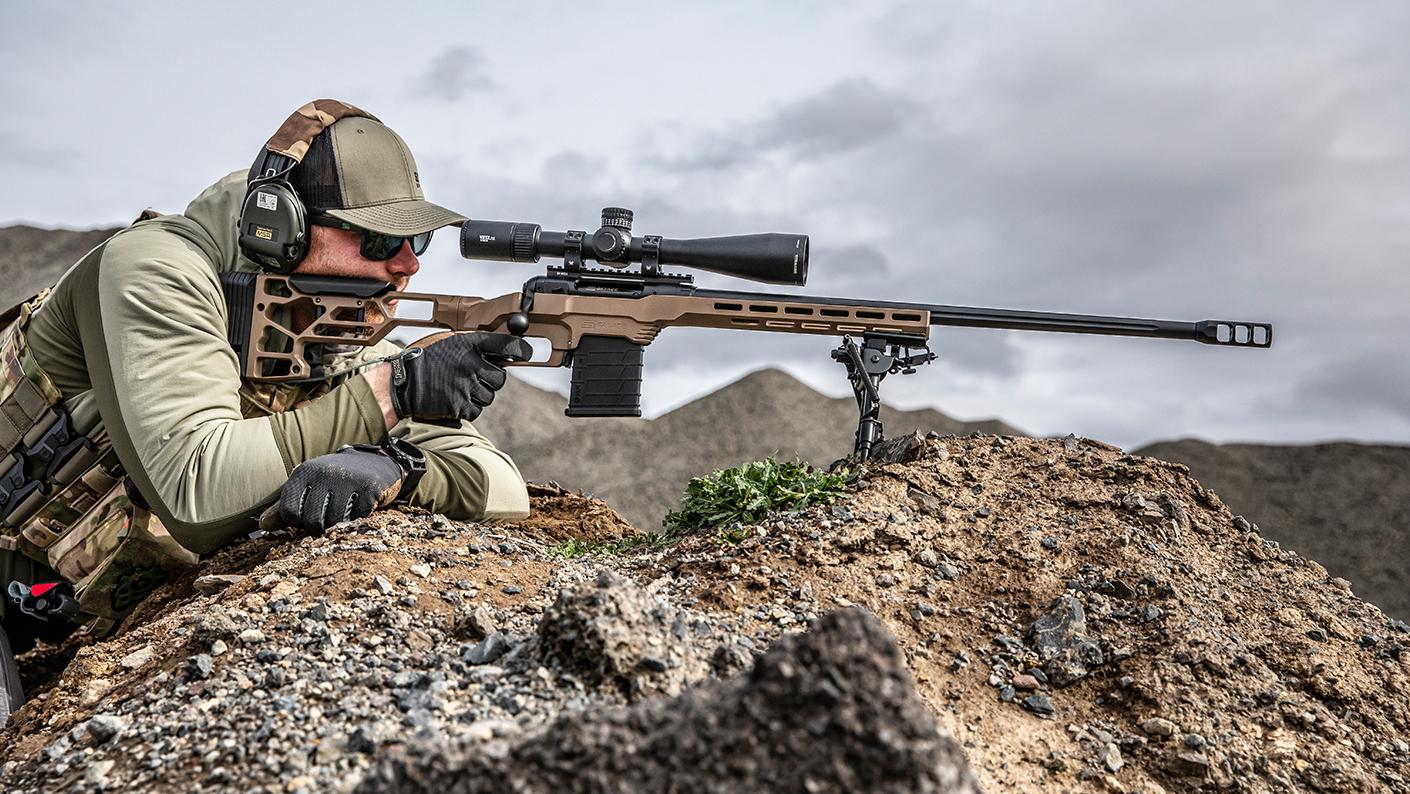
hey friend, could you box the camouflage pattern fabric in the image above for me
[1,293,198,636]
[265,99,375,162]
[0,290,62,454]
[17,450,121,558]
[238,379,331,418]
[64,499,197,637]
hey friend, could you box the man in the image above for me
[0,100,530,721]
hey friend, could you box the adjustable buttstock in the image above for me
[565,336,644,417]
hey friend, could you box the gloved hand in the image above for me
[278,444,409,530]
[390,332,532,423]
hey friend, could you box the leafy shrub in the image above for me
[663,457,853,538]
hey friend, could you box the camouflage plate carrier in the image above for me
[1,290,198,636]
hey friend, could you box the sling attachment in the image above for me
[0,407,97,529]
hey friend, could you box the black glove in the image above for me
[390,332,532,423]
[278,441,424,530]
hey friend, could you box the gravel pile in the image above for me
[0,514,772,792]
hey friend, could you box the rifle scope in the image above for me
[459,207,809,286]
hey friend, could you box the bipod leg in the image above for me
[830,333,938,462]
[831,336,887,460]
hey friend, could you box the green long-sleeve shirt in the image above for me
[20,172,528,556]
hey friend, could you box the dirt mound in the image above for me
[3,435,1409,793]
[628,435,1410,790]
[1136,438,1410,621]
[360,607,979,794]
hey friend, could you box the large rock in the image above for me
[359,608,980,794]
[530,570,708,699]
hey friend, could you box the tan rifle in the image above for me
[223,208,1272,459]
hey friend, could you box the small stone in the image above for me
[462,604,498,640]
[992,635,1024,655]
[1169,751,1211,778]
[85,758,116,786]
[875,573,896,588]
[193,574,245,595]
[120,645,153,670]
[1305,626,1328,641]
[238,628,266,643]
[1141,717,1177,737]
[1040,536,1059,551]
[936,562,960,580]
[405,628,433,654]
[1021,694,1056,718]
[502,585,523,595]
[373,575,395,594]
[1100,742,1124,772]
[998,685,1015,702]
[85,714,127,744]
[1183,733,1207,750]
[210,639,228,657]
[916,549,939,568]
[185,654,213,680]
[80,679,112,707]
[410,563,432,579]
[1011,674,1040,691]
[463,632,512,665]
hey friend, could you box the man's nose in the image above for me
[385,242,420,278]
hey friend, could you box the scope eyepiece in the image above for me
[459,207,808,286]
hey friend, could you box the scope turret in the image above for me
[459,207,809,286]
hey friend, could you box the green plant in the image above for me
[548,533,669,559]
[663,457,854,538]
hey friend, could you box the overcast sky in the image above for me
[2,1,1406,450]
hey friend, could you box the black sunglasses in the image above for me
[309,215,433,261]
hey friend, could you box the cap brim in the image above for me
[324,199,467,236]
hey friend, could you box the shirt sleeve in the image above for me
[391,419,530,521]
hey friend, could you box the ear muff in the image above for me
[237,99,377,274]
[238,152,308,273]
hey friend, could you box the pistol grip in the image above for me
[565,336,644,417]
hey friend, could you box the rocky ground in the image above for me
[2,435,1409,792]
[1136,439,1410,622]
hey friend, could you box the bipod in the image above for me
[830,333,936,460]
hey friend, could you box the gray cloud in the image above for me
[1288,344,1410,424]
[413,46,495,101]
[656,77,919,171]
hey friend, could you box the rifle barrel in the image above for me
[694,288,1271,348]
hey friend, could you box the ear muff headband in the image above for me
[238,100,377,273]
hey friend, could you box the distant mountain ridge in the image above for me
[475,368,1019,529]
[0,224,121,309]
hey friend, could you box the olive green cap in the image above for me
[294,116,466,236]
